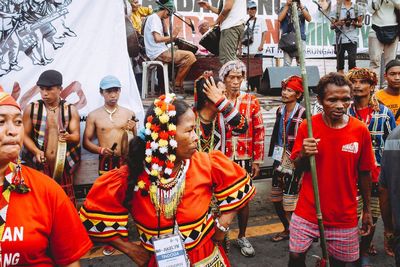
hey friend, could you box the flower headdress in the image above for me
[144,94,178,185]
[140,94,190,218]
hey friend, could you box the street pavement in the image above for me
[81,215,396,267]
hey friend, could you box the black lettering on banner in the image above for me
[364,14,371,26]
[177,0,192,11]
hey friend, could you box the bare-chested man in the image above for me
[22,69,81,205]
[83,75,136,175]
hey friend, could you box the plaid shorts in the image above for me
[289,213,359,262]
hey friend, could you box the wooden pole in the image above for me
[290,3,330,266]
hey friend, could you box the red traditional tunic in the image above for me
[224,93,265,163]
[80,151,255,266]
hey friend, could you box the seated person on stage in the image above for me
[83,75,137,175]
[143,0,196,91]
[22,70,81,206]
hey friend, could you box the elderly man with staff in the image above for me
[284,2,375,267]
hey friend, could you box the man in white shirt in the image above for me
[242,0,267,91]
[242,1,267,57]
[198,0,247,64]
[368,0,400,83]
[330,0,363,73]
[143,0,196,91]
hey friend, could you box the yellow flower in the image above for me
[138,180,146,189]
[145,156,152,163]
[160,178,167,184]
[168,154,176,162]
[146,122,151,129]
[154,107,162,116]
[159,139,168,147]
[149,184,157,194]
[151,132,158,141]
[159,113,169,124]
[168,124,176,131]
[150,169,159,177]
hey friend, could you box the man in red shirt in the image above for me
[288,73,375,266]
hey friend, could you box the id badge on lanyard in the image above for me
[153,233,190,267]
[272,145,284,162]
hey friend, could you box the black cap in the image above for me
[36,70,63,87]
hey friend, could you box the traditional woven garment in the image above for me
[80,151,255,266]
[22,99,80,204]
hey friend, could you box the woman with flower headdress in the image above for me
[346,68,397,264]
[0,86,92,266]
[80,94,256,266]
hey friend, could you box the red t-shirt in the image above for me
[1,166,92,266]
[291,114,375,228]
[352,107,380,182]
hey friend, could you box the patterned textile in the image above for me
[289,213,359,262]
[0,165,14,237]
[22,100,81,173]
[268,103,306,157]
[98,155,122,175]
[224,93,265,163]
[271,171,301,211]
[269,104,305,212]
[196,97,248,153]
[234,159,252,174]
[348,103,396,166]
[80,151,255,266]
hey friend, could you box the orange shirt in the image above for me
[291,114,375,228]
[81,151,255,266]
[375,89,400,125]
[2,166,92,266]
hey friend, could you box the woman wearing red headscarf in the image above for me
[268,76,306,242]
[0,86,92,266]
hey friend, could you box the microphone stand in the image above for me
[312,1,356,71]
[155,1,196,94]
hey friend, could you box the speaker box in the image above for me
[259,66,320,95]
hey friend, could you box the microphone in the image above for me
[189,19,195,33]
[312,0,322,10]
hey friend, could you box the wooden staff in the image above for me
[290,2,330,266]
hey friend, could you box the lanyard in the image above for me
[279,103,299,151]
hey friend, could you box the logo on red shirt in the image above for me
[342,142,359,154]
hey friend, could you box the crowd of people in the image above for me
[0,0,400,266]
